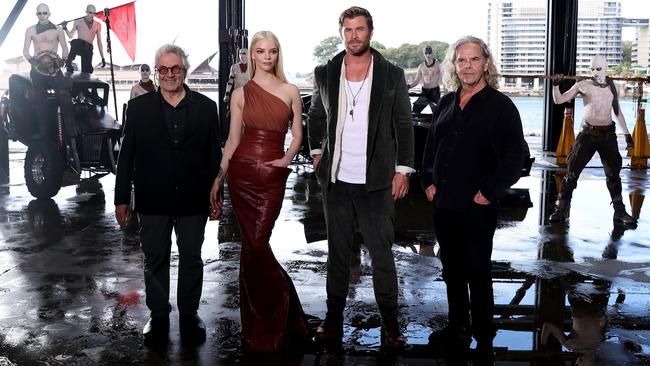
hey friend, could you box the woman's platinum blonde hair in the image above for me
[248,31,287,83]
[442,35,499,90]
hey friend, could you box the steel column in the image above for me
[218,0,247,143]
[543,0,578,151]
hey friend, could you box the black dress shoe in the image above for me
[313,317,343,350]
[381,319,407,350]
[180,314,206,345]
[143,317,169,346]
[428,325,471,353]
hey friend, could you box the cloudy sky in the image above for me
[1,0,648,76]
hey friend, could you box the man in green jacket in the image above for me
[307,6,414,351]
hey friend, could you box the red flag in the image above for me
[96,2,137,62]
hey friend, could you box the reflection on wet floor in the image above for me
[0,143,648,364]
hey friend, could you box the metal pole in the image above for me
[103,8,120,122]
[543,0,578,152]
[0,0,28,48]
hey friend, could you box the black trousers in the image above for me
[30,68,76,137]
[412,87,440,114]
[559,123,623,202]
[433,204,497,342]
[66,39,94,73]
[138,213,207,318]
[322,181,398,322]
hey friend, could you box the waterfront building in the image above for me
[487,1,650,90]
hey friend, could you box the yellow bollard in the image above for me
[556,107,575,166]
[629,108,650,169]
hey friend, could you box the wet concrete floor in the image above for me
[0,137,649,365]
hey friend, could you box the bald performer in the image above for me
[63,4,105,74]
[23,3,76,139]
[549,55,636,225]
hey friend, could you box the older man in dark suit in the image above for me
[307,6,414,351]
[114,44,221,347]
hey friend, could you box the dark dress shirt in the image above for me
[421,85,524,212]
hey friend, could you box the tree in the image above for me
[371,40,386,50]
[312,37,449,69]
[313,36,342,64]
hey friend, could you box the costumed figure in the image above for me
[130,64,156,99]
[23,3,76,140]
[223,48,250,104]
[62,4,105,74]
[549,55,636,225]
[409,45,442,114]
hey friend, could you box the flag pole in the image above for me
[103,7,119,122]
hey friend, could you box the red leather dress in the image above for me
[228,80,310,352]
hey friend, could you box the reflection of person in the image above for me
[114,44,221,347]
[129,64,156,99]
[408,45,442,114]
[421,36,524,359]
[209,31,310,352]
[62,4,105,74]
[549,55,636,225]
[23,3,76,140]
[223,48,250,104]
[541,278,611,366]
[307,6,414,350]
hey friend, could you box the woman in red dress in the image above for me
[210,31,310,352]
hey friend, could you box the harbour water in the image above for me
[111,90,644,136]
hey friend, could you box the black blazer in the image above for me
[114,88,221,216]
[307,49,414,192]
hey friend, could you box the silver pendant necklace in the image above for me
[345,59,371,121]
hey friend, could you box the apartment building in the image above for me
[487,1,649,89]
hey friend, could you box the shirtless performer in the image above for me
[549,55,636,225]
[23,3,76,140]
[408,45,441,114]
[62,4,105,74]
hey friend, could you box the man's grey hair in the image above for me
[154,44,191,75]
[442,35,499,90]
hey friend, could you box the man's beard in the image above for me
[346,40,370,56]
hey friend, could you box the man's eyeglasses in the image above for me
[37,12,49,15]
[591,67,602,71]
[156,65,183,75]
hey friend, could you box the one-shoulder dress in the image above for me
[227,80,310,352]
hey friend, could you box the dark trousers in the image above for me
[322,181,398,321]
[412,87,440,114]
[559,124,623,202]
[433,204,497,342]
[66,39,94,73]
[30,69,76,137]
[138,213,207,318]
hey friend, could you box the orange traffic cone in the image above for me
[629,190,644,219]
[629,108,650,169]
[556,107,575,166]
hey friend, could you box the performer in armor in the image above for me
[549,55,636,225]
[223,48,250,104]
[408,45,442,114]
[62,4,105,74]
[23,3,76,139]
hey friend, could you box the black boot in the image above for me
[612,201,637,225]
[549,199,570,222]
